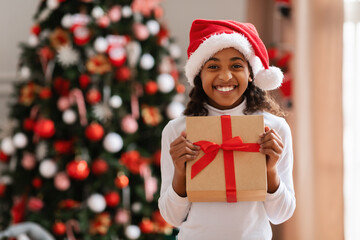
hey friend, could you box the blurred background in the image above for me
[0,0,358,239]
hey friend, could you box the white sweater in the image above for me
[158,101,296,240]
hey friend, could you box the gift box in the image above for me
[186,115,267,202]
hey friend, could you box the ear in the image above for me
[248,76,253,82]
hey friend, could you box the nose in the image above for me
[218,69,232,82]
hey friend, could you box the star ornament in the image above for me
[57,44,80,67]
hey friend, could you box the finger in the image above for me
[170,141,200,160]
[260,132,283,148]
[259,148,280,161]
[260,139,283,154]
[174,153,199,167]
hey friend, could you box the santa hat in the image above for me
[185,19,283,90]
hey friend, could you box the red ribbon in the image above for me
[192,115,260,202]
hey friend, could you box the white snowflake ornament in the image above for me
[57,45,80,67]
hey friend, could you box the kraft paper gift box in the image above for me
[186,115,267,202]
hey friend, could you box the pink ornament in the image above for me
[109,5,122,22]
[57,97,71,111]
[54,172,71,191]
[97,16,110,28]
[21,152,36,170]
[27,197,44,212]
[121,115,138,134]
[133,23,150,41]
[115,209,130,224]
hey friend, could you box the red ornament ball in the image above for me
[23,118,35,131]
[153,150,161,166]
[39,88,52,99]
[91,158,108,175]
[34,119,55,138]
[31,24,41,36]
[116,67,131,82]
[176,84,186,94]
[86,89,102,105]
[85,123,104,141]
[52,222,66,235]
[0,184,6,197]
[145,81,158,95]
[115,174,129,189]
[79,74,91,89]
[105,191,121,207]
[139,219,154,234]
[0,151,10,163]
[66,160,90,180]
[32,177,43,189]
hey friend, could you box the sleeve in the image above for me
[158,121,191,227]
[263,118,296,225]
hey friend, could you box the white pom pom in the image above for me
[28,35,39,47]
[140,53,155,70]
[157,73,175,93]
[94,37,108,53]
[92,6,104,19]
[63,109,77,124]
[61,14,73,28]
[254,66,283,90]
[13,133,28,149]
[47,0,59,10]
[125,225,141,239]
[20,66,31,79]
[103,133,123,153]
[87,193,106,213]
[39,159,58,178]
[166,101,185,119]
[146,20,160,35]
[1,137,15,155]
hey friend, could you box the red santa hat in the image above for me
[185,19,283,90]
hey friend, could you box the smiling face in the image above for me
[200,47,251,110]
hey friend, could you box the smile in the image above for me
[214,85,238,92]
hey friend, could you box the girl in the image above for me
[159,19,295,240]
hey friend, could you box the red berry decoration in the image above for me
[85,123,104,141]
[0,184,6,197]
[52,222,66,235]
[39,87,52,99]
[79,74,91,89]
[66,160,90,180]
[31,24,41,36]
[116,67,131,82]
[153,150,161,166]
[105,191,120,207]
[114,174,129,189]
[145,81,158,95]
[91,158,108,175]
[0,151,10,163]
[139,219,154,233]
[32,177,43,189]
[86,89,102,105]
[34,119,55,138]
[176,84,186,94]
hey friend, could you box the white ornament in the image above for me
[63,109,77,124]
[126,41,141,68]
[87,193,106,213]
[131,202,142,213]
[140,53,155,70]
[146,20,160,35]
[1,137,15,155]
[13,133,28,149]
[39,159,58,179]
[125,225,141,240]
[61,14,73,28]
[109,95,123,108]
[122,6,132,18]
[47,0,59,10]
[57,45,80,67]
[157,73,175,93]
[169,43,182,59]
[103,133,123,153]
[92,6,104,19]
[94,37,108,53]
[93,104,113,123]
[19,66,31,79]
[28,35,39,47]
[166,101,185,119]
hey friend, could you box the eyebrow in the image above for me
[207,57,246,62]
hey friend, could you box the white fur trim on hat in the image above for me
[184,32,283,90]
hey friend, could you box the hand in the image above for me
[258,126,284,193]
[169,131,200,197]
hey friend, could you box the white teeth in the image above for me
[216,86,235,92]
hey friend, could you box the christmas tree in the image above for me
[0,0,185,239]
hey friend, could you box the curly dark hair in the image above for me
[183,74,285,117]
